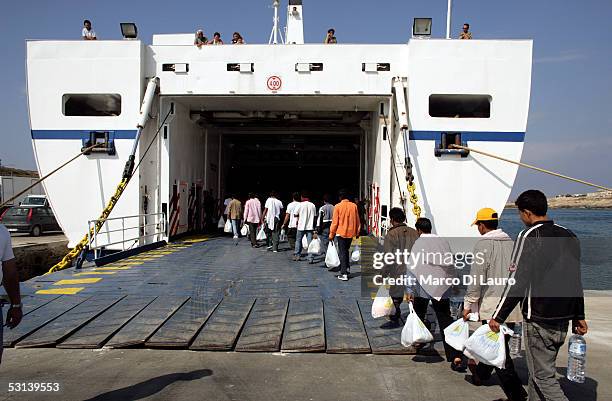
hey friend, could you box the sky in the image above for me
[0,0,610,197]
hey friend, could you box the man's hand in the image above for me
[488,319,501,333]
[6,306,22,329]
[462,308,471,321]
[573,319,588,335]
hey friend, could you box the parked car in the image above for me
[0,205,62,236]
[20,194,49,207]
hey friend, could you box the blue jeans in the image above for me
[295,230,314,261]
[231,219,241,237]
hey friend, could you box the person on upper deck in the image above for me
[82,20,97,40]
[459,23,472,39]
[208,32,224,45]
[231,32,245,44]
[324,28,337,44]
[194,30,208,47]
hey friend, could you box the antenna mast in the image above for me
[446,0,453,39]
[268,0,284,44]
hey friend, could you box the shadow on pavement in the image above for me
[557,367,598,401]
[84,369,213,401]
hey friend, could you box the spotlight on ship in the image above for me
[120,23,138,39]
[412,18,432,38]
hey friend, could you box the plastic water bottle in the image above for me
[567,334,586,383]
[509,323,522,358]
[449,296,463,320]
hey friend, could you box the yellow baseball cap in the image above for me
[472,208,499,225]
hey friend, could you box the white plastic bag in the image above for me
[401,302,434,347]
[256,225,267,241]
[224,219,232,233]
[443,318,470,351]
[302,234,309,249]
[279,229,287,242]
[351,244,361,262]
[371,286,394,318]
[240,224,249,236]
[307,238,321,254]
[217,216,225,229]
[464,323,512,369]
[325,242,341,268]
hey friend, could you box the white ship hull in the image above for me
[26,36,532,248]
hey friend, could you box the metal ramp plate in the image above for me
[324,298,371,353]
[105,296,189,348]
[190,297,255,351]
[235,298,289,352]
[15,296,123,348]
[3,296,88,347]
[57,296,156,349]
[357,299,414,354]
[145,297,222,348]
[280,299,325,352]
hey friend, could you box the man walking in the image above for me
[329,190,360,281]
[315,194,334,265]
[293,192,317,262]
[490,190,587,401]
[408,217,464,370]
[243,193,261,247]
[463,208,527,401]
[227,195,243,239]
[283,192,300,251]
[1,223,22,364]
[380,207,418,328]
[262,191,283,252]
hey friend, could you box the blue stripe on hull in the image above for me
[30,130,523,142]
[409,131,524,142]
[31,130,137,140]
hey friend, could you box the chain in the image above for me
[403,142,421,219]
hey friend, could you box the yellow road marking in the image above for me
[74,271,116,276]
[118,261,144,265]
[54,278,102,285]
[182,239,208,244]
[95,266,132,271]
[37,287,84,295]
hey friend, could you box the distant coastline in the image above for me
[506,190,612,209]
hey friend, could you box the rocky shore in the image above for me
[507,191,612,209]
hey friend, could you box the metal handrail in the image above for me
[87,212,166,259]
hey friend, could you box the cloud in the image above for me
[534,50,586,64]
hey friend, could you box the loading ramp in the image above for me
[11,237,442,355]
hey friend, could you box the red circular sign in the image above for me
[267,76,282,91]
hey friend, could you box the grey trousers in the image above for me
[524,320,569,401]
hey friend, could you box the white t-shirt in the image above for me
[82,28,96,39]
[295,201,316,231]
[286,201,300,228]
[264,197,283,229]
[0,224,15,284]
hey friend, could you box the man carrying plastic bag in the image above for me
[379,208,418,329]
[462,207,526,401]
[401,302,434,347]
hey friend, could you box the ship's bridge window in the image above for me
[62,94,122,117]
[429,94,491,118]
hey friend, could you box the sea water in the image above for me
[501,208,612,290]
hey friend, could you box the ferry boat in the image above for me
[25,1,532,250]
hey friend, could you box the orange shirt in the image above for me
[329,199,360,238]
